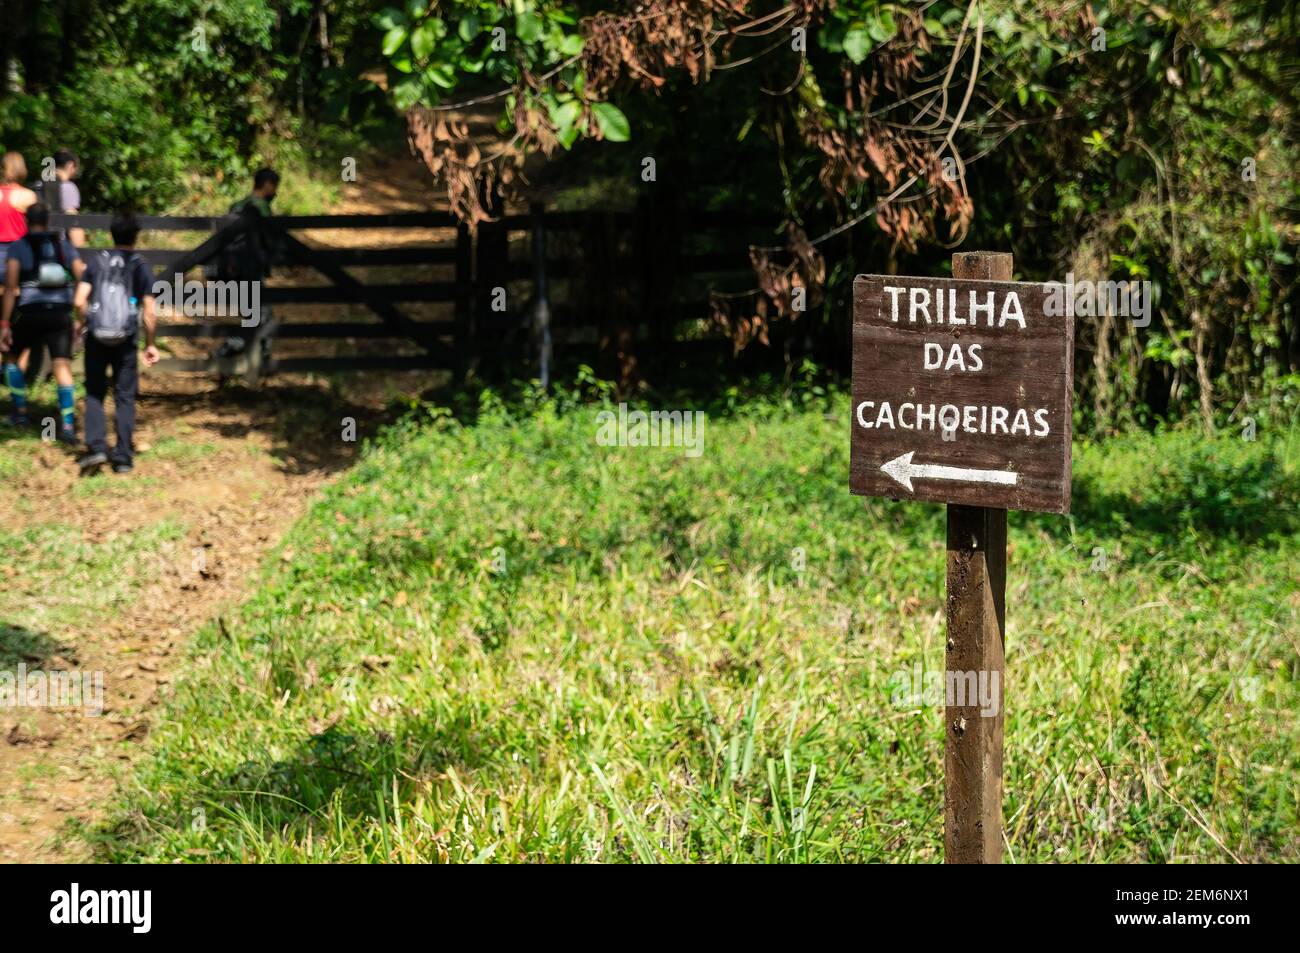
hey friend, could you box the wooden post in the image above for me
[635,191,675,380]
[454,222,475,380]
[475,185,508,377]
[529,203,553,390]
[944,250,1012,864]
[852,251,1072,862]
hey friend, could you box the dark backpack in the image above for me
[86,251,140,344]
[32,177,66,214]
[217,202,268,281]
[20,232,71,290]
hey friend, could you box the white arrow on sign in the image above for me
[880,451,1018,493]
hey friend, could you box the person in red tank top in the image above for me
[0,152,37,244]
[1,153,42,426]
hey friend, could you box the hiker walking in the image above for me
[0,153,37,424]
[23,149,84,385]
[0,202,83,437]
[33,149,84,247]
[73,211,158,474]
[0,152,37,283]
[216,167,279,367]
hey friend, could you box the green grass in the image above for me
[92,387,1300,863]
[0,440,34,480]
[0,521,188,660]
[0,378,70,480]
[146,434,224,463]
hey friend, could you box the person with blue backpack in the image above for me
[72,211,158,474]
[0,201,84,439]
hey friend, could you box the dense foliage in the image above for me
[0,0,395,207]
[1,1,1296,430]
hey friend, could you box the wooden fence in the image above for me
[51,206,782,383]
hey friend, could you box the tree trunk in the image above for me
[1093,310,1115,430]
[1191,307,1215,434]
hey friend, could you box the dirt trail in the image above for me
[0,154,444,862]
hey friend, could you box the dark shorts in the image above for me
[11,307,74,360]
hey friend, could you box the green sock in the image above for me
[57,384,75,429]
[4,363,26,413]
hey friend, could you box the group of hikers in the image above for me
[0,151,280,473]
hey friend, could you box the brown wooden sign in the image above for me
[850,271,1074,514]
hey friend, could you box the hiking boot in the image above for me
[5,412,29,428]
[77,451,108,472]
[56,426,78,446]
[112,460,133,474]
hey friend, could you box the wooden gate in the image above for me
[52,206,783,383]
[54,211,469,383]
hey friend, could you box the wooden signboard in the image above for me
[850,265,1073,513]
[850,252,1073,865]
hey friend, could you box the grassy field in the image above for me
[89,378,1300,863]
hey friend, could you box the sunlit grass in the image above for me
[92,386,1300,862]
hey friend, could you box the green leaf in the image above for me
[424,64,455,89]
[382,26,409,57]
[560,33,585,57]
[1148,38,1166,71]
[843,28,871,64]
[392,76,423,111]
[820,21,847,52]
[458,13,481,42]
[549,97,581,134]
[411,21,438,61]
[867,12,896,43]
[591,101,630,142]
[376,7,406,31]
[517,11,542,43]
[556,118,582,149]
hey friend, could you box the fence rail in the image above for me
[49,205,777,382]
